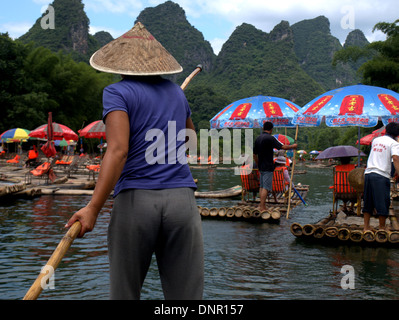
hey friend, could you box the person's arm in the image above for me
[65,111,130,238]
[282,143,298,150]
[253,154,258,166]
[393,155,399,176]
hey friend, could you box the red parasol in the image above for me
[29,122,79,141]
[78,120,106,139]
[40,112,56,158]
[358,126,386,145]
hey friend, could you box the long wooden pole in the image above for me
[180,64,202,91]
[286,125,299,219]
[23,221,81,300]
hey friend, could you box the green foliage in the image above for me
[334,18,399,92]
[2,1,397,155]
[0,33,114,133]
[292,16,361,90]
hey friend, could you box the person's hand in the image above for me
[291,143,298,149]
[65,205,99,238]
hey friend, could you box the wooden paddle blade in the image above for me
[23,221,81,300]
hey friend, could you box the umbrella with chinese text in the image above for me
[292,84,399,128]
[293,84,399,168]
[210,95,301,129]
[78,120,106,139]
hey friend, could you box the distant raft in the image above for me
[198,205,281,223]
[290,210,399,246]
[194,185,242,198]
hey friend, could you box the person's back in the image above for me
[103,76,197,195]
[254,132,282,172]
[366,135,399,179]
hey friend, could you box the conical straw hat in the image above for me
[90,22,183,76]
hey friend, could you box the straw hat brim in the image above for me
[90,22,183,76]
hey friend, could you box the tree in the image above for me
[333,19,399,92]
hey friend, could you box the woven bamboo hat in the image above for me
[348,168,365,191]
[89,22,183,76]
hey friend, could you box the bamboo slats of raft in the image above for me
[290,215,399,246]
[198,205,281,223]
[0,183,27,197]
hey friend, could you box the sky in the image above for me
[0,0,397,54]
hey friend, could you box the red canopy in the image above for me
[358,126,386,146]
[40,112,56,158]
[29,122,79,141]
[78,120,106,139]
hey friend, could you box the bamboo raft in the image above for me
[198,205,282,223]
[194,185,242,198]
[290,208,399,246]
[198,184,309,223]
[239,184,309,207]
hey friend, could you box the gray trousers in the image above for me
[108,188,204,300]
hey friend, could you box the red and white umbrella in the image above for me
[29,122,79,141]
[78,120,106,139]
[358,126,386,145]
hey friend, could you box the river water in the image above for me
[1,164,399,300]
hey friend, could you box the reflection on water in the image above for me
[1,164,399,300]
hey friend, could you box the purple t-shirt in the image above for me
[102,76,197,196]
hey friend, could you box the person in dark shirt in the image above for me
[253,122,297,211]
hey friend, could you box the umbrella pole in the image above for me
[357,126,361,167]
[286,125,299,219]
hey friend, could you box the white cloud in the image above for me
[209,38,226,55]
[0,22,32,39]
[83,0,144,16]
[89,25,125,38]
[173,0,398,44]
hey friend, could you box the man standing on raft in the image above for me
[363,122,399,231]
[253,121,297,212]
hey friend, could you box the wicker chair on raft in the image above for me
[239,167,288,203]
[330,165,362,215]
[25,158,57,185]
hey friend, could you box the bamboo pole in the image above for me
[290,223,303,236]
[363,230,375,242]
[313,226,325,239]
[337,228,350,241]
[286,125,299,219]
[23,221,81,300]
[180,65,202,91]
[302,224,316,236]
[349,229,363,242]
[375,230,389,243]
[325,226,338,238]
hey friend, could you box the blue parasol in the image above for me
[210,95,301,129]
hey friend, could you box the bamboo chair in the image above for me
[239,167,260,201]
[65,155,92,178]
[271,168,289,203]
[6,154,21,164]
[86,164,100,181]
[26,158,57,185]
[330,167,359,215]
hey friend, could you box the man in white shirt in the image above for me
[363,122,399,231]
